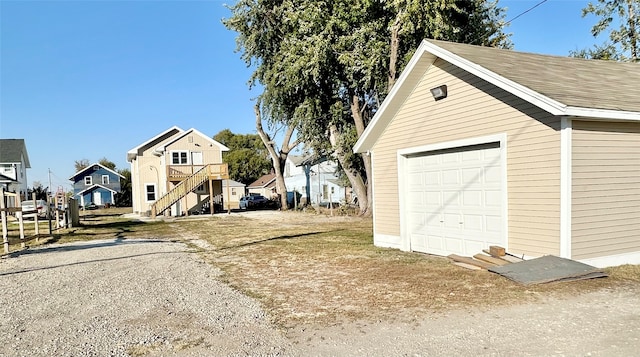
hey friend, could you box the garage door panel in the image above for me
[443,190,461,206]
[462,149,482,162]
[485,215,502,233]
[410,233,427,251]
[485,190,502,207]
[427,235,444,251]
[462,167,483,185]
[424,171,440,185]
[406,142,505,256]
[425,191,441,206]
[463,240,485,256]
[443,213,461,228]
[484,165,502,183]
[444,236,463,254]
[462,214,484,231]
[408,171,423,185]
[462,190,483,206]
[442,169,460,185]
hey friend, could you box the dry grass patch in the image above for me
[179,211,635,328]
[9,209,637,329]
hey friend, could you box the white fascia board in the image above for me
[354,41,436,153]
[159,128,230,152]
[564,107,640,121]
[127,126,184,162]
[421,41,568,116]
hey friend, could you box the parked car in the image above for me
[21,199,49,218]
[84,202,99,210]
[239,195,270,210]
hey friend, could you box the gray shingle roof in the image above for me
[0,139,31,167]
[427,39,640,112]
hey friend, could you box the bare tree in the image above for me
[254,104,300,210]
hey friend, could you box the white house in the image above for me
[284,154,350,207]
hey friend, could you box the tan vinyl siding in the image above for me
[571,120,640,260]
[371,59,561,257]
[166,135,223,164]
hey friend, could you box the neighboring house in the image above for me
[0,139,31,203]
[69,163,124,207]
[127,126,229,217]
[222,179,246,210]
[246,173,277,199]
[354,39,640,268]
[284,154,350,206]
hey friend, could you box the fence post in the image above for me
[1,188,8,254]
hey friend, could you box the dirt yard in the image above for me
[1,209,639,356]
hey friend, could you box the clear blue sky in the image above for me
[1,0,605,192]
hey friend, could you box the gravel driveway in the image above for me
[2,236,639,356]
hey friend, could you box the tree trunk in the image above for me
[329,124,370,216]
[254,104,300,210]
[628,0,638,62]
[388,11,402,91]
[349,94,373,215]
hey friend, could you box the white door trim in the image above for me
[397,133,508,253]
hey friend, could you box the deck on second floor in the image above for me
[166,163,229,182]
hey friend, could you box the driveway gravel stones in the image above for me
[1,234,639,357]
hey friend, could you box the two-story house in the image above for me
[69,163,124,208]
[0,139,31,203]
[127,126,229,217]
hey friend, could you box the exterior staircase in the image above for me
[150,164,228,217]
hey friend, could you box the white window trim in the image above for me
[102,175,110,185]
[84,176,92,185]
[145,183,157,202]
[170,150,190,165]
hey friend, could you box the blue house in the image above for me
[69,163,124,208]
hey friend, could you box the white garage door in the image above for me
[406,142,504,256]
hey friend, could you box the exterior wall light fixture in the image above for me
[430,85,448,101]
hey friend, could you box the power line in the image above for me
[506,0,549,25]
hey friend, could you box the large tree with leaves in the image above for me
[213,129,273,185]
[224,0,510,215]
[574,0,639,61]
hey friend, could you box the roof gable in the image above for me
[354,39,640,153]
[247,173,276,188]
[127,126,184,162]
[75,184,119,196]
[0,139,31,168]
[69,163,124,180]
[154,128,229,154]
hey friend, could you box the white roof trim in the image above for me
[353,40,640,153]
[156,128,230,152]
[564,107,640,121]
[69,163,125,180]
[127,126,184,162]
[421,41,569,116]
[75,184,118,196]
[354,41,434,153]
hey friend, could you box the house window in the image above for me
[171,151,189,165]
[102,175,110,185]
[322,184,328,199]
[145,184,156,201]
[231,188,236,196]
[85,176,92,185]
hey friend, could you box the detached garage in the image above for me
[354,39,640,268]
